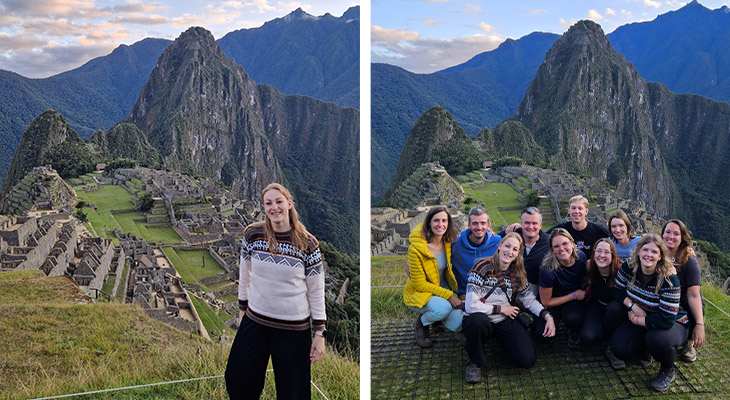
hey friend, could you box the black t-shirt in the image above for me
[538,253,587,297]
[548,221,609,255]
[677,256,701,310]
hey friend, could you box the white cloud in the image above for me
[606,8,616,16]
[644,0,662,9]
[620,9,632,18]
[478,22,494,32]
[527,9,547,15]
[588,9,604,20]
[453,5,482,15]
[422,18,440,26]
[372,25,505,73]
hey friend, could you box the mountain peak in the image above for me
[283,7,316,21]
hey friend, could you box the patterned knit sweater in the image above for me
[465,257,545,324]
[613,262,687,330]
[238,225,326,332]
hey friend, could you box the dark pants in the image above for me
[463,313,536,369]
[534,299,584,342]
[580,299,617,344]
[225,315,312,400]
[610,319,689,370]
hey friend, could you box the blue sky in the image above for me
[0,0,357,78]
[372,0,730,73]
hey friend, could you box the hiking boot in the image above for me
[414,316,433,348]
[650,367,675,392]
[465,362,481,384]
[567,330,580,350]
[432,320,445,333]
[606,346,625,370]
[638,352,653,367]
[454,331,466,346]
[681,340,697,362]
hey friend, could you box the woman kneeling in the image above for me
[608,234,688,392]
[463,233,556,383]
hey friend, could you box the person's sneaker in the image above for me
[454,331,466,346]
[567,330,580,349]
[638,352,653,367]
[606,346,625,370]
[681,340,697,362]
[465,362,481,384]
[413,317,433,348]
[650,367,675,392]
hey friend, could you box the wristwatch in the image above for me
[627,300,634,311]
[314,330,326,337]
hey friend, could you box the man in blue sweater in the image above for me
[452,207,502,299]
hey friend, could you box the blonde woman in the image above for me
[462,233,555,383]
[608,234,688,392]
[225,183,325,400]
[404,206,462,348]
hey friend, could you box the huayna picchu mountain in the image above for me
[127,27,359,253]
[511,20,730,250]
[513,20,677,217]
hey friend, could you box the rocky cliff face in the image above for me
[513,20,676,216]
[88,123,162,167]
[127,27,359,253]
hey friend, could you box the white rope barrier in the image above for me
[29,369,331,400]
[703,295,730,319]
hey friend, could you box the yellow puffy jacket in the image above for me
[403,223,457,308]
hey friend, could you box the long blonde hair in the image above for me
[253,183,314,252]
[629,234,674,294]
[492,232,527,290]
[541,228,579,272]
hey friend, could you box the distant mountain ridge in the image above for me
[0,6,359,189]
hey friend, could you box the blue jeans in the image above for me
[409,296,463,332]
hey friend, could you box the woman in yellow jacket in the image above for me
[404,206,462,348]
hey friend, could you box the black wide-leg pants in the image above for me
[463,312,536,369]
[225,315,312,400]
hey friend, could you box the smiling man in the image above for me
[452,207,502,298]
[547,195,609,255]
[498,207,549,296]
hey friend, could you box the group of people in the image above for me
[404,195,705,392]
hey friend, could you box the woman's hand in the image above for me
[500,305,520,319]
[543,316,556,337]
[310,335,325,363]
[574,289,586,301]
[238,310,245,326]
[692,324,706,348]
[628,312,645,327]
[448,294,461,308]
[629,304,647,317]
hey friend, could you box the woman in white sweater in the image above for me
[225,183,325,400]
[462,233,556,383]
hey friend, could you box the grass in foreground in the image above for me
[0,271,358,400]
